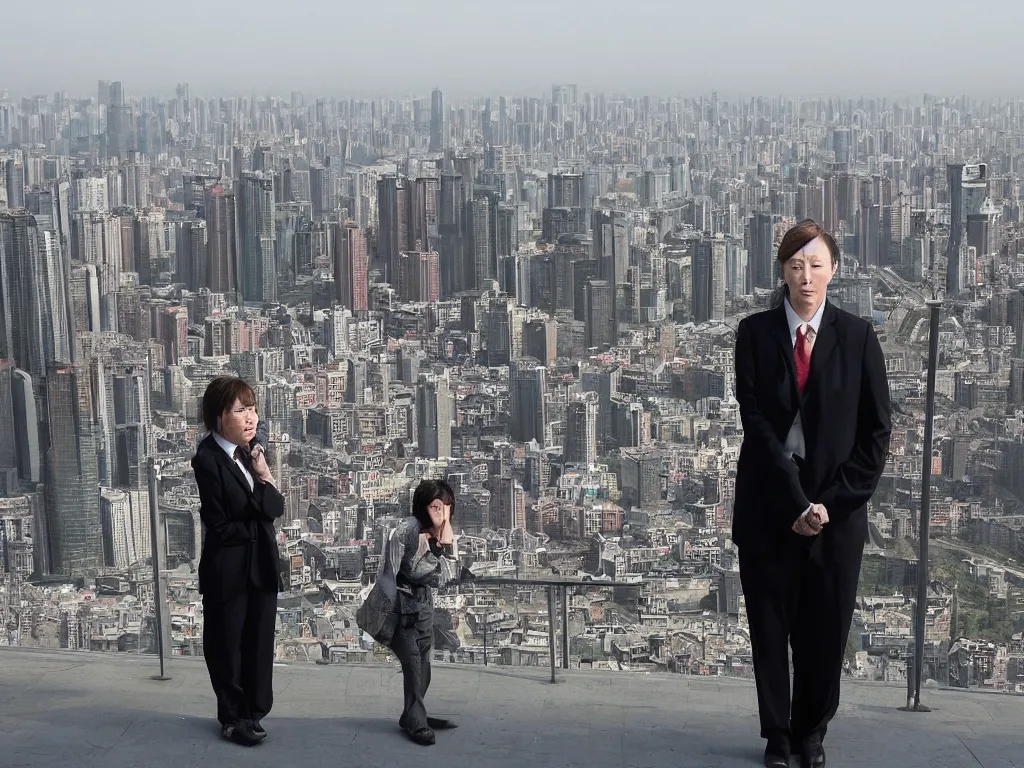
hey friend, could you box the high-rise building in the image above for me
[858,203,881,269]
[397,251,440,303]
[749,211,775,290]
[522,318,557,366]
[438,172,466,297]
[429,88,444,153]
[510,360,548,446]
[408,177,440,253]
[237,172,276,303]
[43,363,104,576]
[469,190,499,290]
[333,222,369,312]
[95,357,151,489]
[946,163,965,295]
[376,174,407,287]
[11,368,40,484]
[832,127,852,166]
[565,394,598,466]
[585,279,615,349]
[4,159,25,209]
[174,218,208,292]
[0,210,73,382]
[547,172,583,208]
[416,377,453,459]
[205,186,236,296]
[692,236,726,323]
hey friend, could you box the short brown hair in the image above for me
[778,219,840,267]
[201,376,256,432]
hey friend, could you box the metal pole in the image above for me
[911,299,941,712]
[482,608,488,667]
[560,586,569,670]
[147,457,171,681]
[547,585,556,683]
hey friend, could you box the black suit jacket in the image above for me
[732,300,892,550]
[193,433,284,601]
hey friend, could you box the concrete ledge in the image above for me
[0,647,1020,767]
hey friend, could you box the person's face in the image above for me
[783,236,837,318]
[427,497,450,530]
[217,397,258,447]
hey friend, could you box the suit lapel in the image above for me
[211,439,254,497]
[802,301,839,401]
[771,303,800,405]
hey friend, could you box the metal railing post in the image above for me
[560,586,569,670]
[547,585,557,683]
[148,457,171,681]
[901,298,940,714]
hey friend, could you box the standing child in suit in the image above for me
[193,376,285,746]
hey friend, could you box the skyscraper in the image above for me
[438,172,466,297]
[416,377,453,459]
[946,163,965,295]
[469,191,498,290]
[237,172,276,303]
[749,211,775,290]
[4,159,25,209]
[333,222,369,312]
[429,88,444,153]
[586,279,615,349]
[0,210,73,383]
[376,174,407,286]
[174,218,208,292]
[510,360,548,446]
[43,363,104,576]
[565,394,598,466]
[205,186,237,296]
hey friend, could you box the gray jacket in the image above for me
[392,516,461,614]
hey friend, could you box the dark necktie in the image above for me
[233,446,253,476]
[795,325,812,393]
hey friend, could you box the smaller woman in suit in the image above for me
[389,479,471,746]
[192,376,285,746]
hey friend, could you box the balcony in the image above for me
[2,646,1020,768]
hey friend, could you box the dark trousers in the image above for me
[202,589,278,726]
[391,608,433,733]
[739,528,863,743]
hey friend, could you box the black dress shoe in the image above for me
[407,727,435,746]
[427,716,458,730]
[800,736,825,768]
[251,720,267,739]
[222,720,261,746]
[764,734,791,768]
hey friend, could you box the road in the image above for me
[931,537,1024,582]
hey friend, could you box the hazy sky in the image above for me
[5,0,1023,98]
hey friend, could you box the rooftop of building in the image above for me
[2,647,1021,768]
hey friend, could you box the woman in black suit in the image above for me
[192,376,284,746]
[733,220,891,768]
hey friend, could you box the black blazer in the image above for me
[732,300,892,550]
[193,433,284,600]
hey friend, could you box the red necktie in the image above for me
[795,326,811,393]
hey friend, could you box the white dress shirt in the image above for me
[782,296,826,460]
[213,431,254,491]
[783,297,826,522]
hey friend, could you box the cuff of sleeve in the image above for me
[792,504,813,525]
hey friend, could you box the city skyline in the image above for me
[0,68,1023,715]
